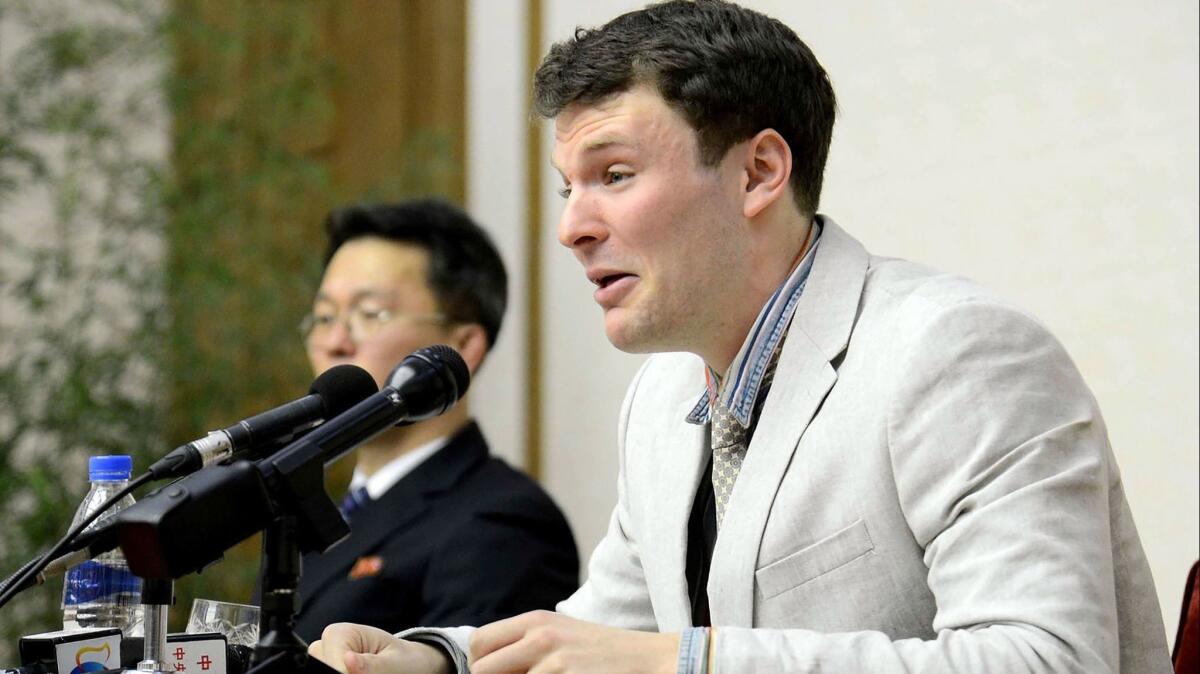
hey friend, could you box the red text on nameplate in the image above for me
[166,633,228,674]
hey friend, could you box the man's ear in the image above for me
[445,322,490,375]
[741,128,792,219]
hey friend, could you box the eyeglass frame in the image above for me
[298,304,448,345]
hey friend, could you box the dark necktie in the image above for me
[710,347,782,529]
[339,486,370,521]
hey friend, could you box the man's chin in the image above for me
[604,314,665,354]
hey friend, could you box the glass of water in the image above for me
[185,599,260,647]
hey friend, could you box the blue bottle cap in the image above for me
[88,455,133,481]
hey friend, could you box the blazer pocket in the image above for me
[756,519,875,600]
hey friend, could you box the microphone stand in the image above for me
[129,578,172,673]
[243,431,356,674]
[246,515,337,673]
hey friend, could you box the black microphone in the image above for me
[265,344,471,469]
[388,344,472,425]
[148,364,378,480]
[111,345,471,580]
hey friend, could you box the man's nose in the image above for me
[319,317,357,357]
[557,192,608,250]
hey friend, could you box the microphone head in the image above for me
[386,345,471,424]
[310,364,379,416]
[419,344,471,396]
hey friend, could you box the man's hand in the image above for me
[308,623,452,674]
[468,611,679,674]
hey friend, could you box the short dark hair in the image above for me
[533,0,836,216]
[322,199,508,349]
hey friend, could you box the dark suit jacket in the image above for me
[292,421,579,641]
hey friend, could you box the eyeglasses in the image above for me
[299,305,446,345]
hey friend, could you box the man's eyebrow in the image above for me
[582,137,632,153]
[550,137,637,174]
[312,288,393,304]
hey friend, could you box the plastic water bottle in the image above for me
[61,455,144,636]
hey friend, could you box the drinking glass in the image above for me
[185,599,260,647]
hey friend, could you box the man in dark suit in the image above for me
[291,199,578,641]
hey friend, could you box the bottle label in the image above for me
[62,560,143,605]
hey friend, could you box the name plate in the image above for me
[163,633,228,674]
[19,627,122,673]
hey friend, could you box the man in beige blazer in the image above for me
[311,2,1174,672]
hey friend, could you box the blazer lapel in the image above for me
[641,396,710,630]
[707,217,869,626]
[300,485,430,599]
[299,423,489,601]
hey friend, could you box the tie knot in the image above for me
[710,400,748,451]
[340,486,370,520]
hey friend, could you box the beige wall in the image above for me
[465,0,531,469]
[467,0,1199,642]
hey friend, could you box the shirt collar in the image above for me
[686,221,822,427]
[349,435,450,500]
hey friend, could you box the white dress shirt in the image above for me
[348,435,450,500]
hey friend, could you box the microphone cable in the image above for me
[0,471,153,611]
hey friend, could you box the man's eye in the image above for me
[358,308,389,321]
[606,171,629,185]
[557,185,573,199]
[312,314,337,327]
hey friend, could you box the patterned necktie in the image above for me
[339,486,370,521]
[711,347,782,529]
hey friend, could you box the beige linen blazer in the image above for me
[554,217,1173,673]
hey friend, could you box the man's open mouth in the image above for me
[596,273,633,289]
